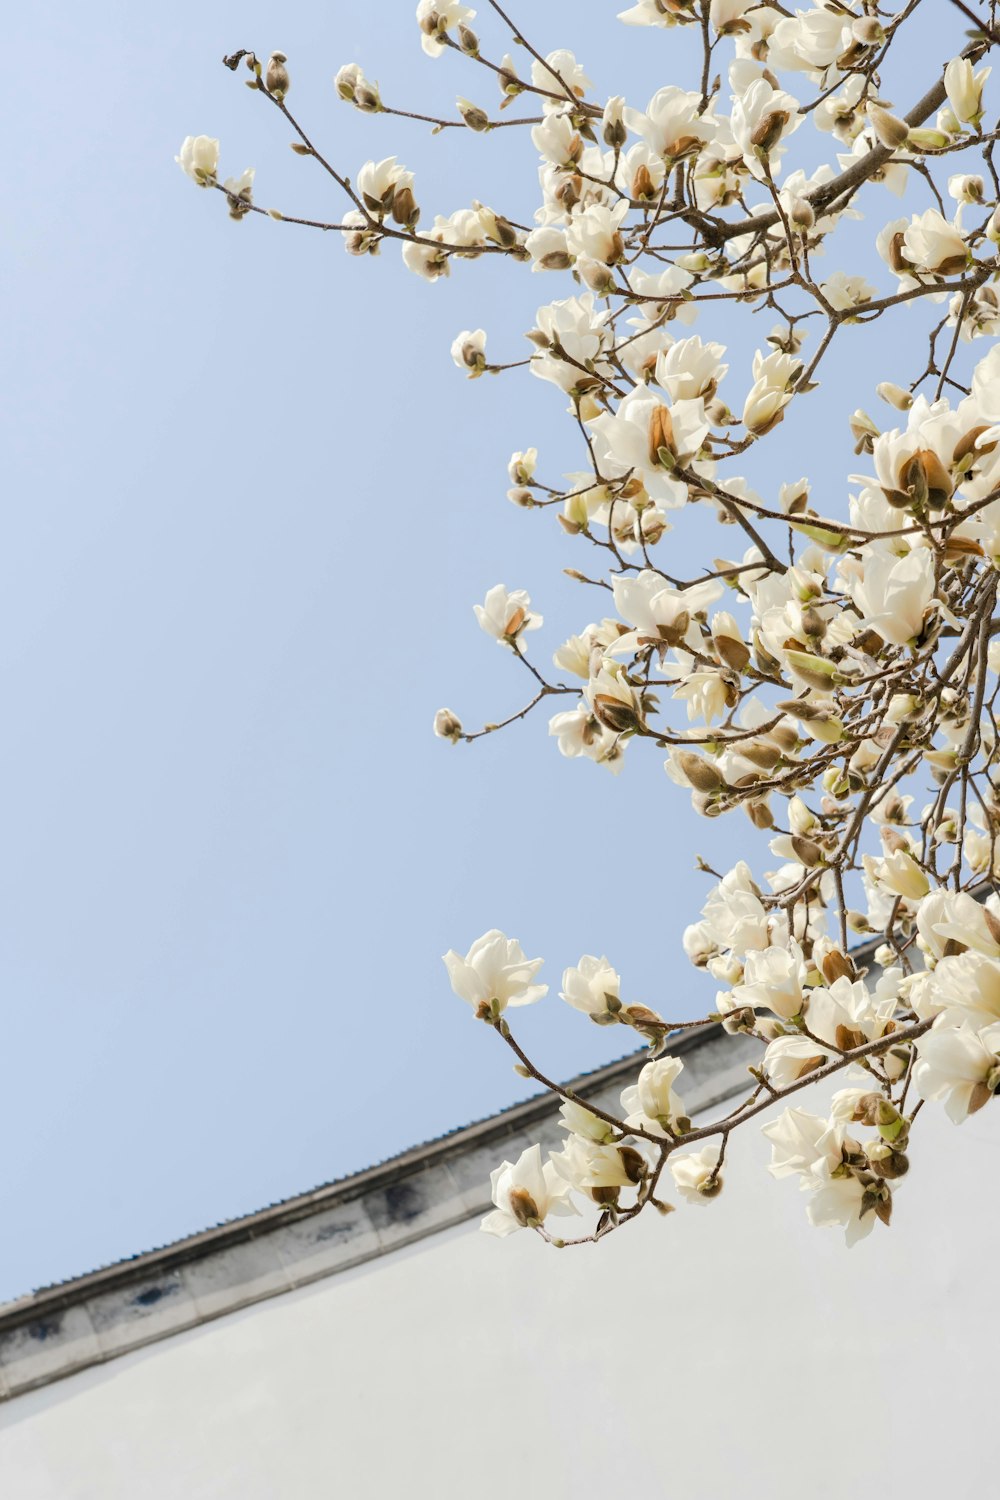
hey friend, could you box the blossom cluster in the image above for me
[183,3,1000,1249]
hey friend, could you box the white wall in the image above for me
[2,1097,997,1500]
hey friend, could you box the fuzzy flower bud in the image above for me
[875,382,913,411]
[433,708,463,742]
[866,104,910,150]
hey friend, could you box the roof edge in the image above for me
[0,1022,723,1332]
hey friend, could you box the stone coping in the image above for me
[0,1022,762,1400]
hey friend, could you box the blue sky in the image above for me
[1,0,973,1298]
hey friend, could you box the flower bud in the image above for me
[866,1143,908,1178]
[790,835,824,867]
[850,409,880,455]
[876,381,913,411]
[602,96,627,149]
[458,23,479,53]
[508,448,537,486]
[675,750,726,792]
[945,56,989,125]
[433,708,463,743]
[576,257,616,295]
[951,173,985,204]
[497,55,523,98]
[618,1146,647,1184]
[751,110,789,155]
[391,185,419,229]
[676,252,712,272]
[786,195,815,230]
[746,798,774,830]
[906,126,953,150]
[508,1188,540,1227]
[852,16,884,44]
[866,104,910,150]
[823,766,850,798]
[265,52,290,100]
[593,695,641,734]
[458,97,490,132]
[860,1180,893,1226]
[334,64,360,102]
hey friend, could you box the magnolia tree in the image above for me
[179,0,1000,1250]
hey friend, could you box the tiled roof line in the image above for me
[0,927,898,1399]
[0,1023,720,1331]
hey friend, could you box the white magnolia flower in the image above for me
[552,624,610,679]
[669,1144,723,1204]
[731,78,802,181]
[530,294,613,392]
[655,336,728,401]
[531,49,592,104]
[932,952,1000,1027]
[481,1143,578,1236]
[433,708,463,743]
[357,156,414,216]
[944,57,991,125]
[611,569,721,654]
[618,0,678,27]
[474,584,542,650]
[335,62,380,109]
[663,654,732,725]
[589,388,710,507]
[763,1034,831,1089]
[400,209,484,280]
[451,328,487,376]
[762,1108,844,1180]
[602,95,626,147]
[621,1055,686,1136]
[531,112,582,168]
[806,974,896,1049]
[560,955,621,1017]
[524,225,572,271]
[901,210,969,277]
[769,6,853,77]
[624,86,716,162]
[862,847,930,903]
[711,0,755,35]
[950,173,986,205]
[699,862,770,956]
[417,0,476,57]
[443,930,547,1016]
[914,1020,1000,1122]
[176,135,219,185]
[916,889,1000,963]
[222,167,254,200]
[559,1099,615,1143]
[584,660,644,735]
[743,381,792,435]
[550,1137,641,1193]
[565,202,629,265]
[820,272,875,312]
[848,547,935,647]
[548,706,625,773]
[508,448,538,486]
[805,1172,879,1247]
[731,944,804,1021]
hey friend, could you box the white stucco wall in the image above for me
[2,1090,998,1500]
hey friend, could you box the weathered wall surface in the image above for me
[1,1066,997,1500]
